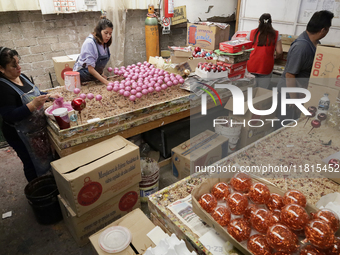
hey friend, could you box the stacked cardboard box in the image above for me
[51,135,142,246]
[52,56,76,86]
[305,45,340,110]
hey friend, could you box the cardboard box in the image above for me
[171,130,229,179]
[219,40,253,53]
[191,174,320,255]
[309,45,340,90]
[89,208,156,255]
[51,136,141,216]
[194,67,228,79]
[224,61,247,75]
[173,47,193,57]
[58,183,141,246]
[52,56,76,86]
[170,56,216,72]
[224,87,276,148]
[172,6,187,25]
[304,83,340,110]
[187,23,230,51]
[280,34,298,45]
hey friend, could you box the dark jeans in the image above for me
[7,138,37,182]
[275,92,300,130]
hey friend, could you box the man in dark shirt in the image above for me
[276,10,334,123]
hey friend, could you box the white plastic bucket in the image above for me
[64,71,81,92]
[214,116,242,154]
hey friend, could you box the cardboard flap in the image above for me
[51,136,128,176]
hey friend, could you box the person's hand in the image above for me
[46,93,61,101]
[32,95,49,108]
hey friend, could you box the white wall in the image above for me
[174,0,237,23]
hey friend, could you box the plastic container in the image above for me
[52,107,71,130]
[64,71,81,92]
[140,157,160,202]
[98,226,132,253]
[24,175,62,225]
[214,116,242,154]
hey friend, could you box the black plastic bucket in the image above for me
[24,175,62,225]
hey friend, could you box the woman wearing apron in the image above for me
[0,47,60,182]
[73,15,113,85]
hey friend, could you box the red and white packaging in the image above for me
[224,61,247,75]
[228,69,246,80]
[219,40,253,53]
[231,31,250,41]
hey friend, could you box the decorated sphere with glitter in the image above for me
[230,172,252,193]
[248,183,271,204]
[268,209,281,227]
[247,234,273,255]
[211,182,231,200]
[325,236,340,255]
[227,218,251,242]
[280,204,309,231]
[198,193,217,213]
[266,224,299,253]
[211,206,231,227]
[283,189,307,207]
[305,219,335,249]
[251,208,271,234]
[299,244,326,255]
[227,192,249,215]
[243,203,259,222]
[312,208,340,233]
[266,193,284,211]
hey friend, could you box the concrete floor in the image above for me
[0,146,178,255]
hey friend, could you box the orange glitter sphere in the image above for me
[312,208,340,233]
[266,224,299,253]
[299,244,326,255]
[305,219,335,250]
[266,193,284,211]
[230,172,252,193]
[251,208,271,234]
[247,234,273,255]
[227,218,251,242]
[248,183,271,204]
[283,190,307,207]
[243,204,259,222]
[211,182,231,200]
[227,192,249,215]
[198,193,217,213]
[211,206,231,227]
[273,253,290,255]
[280,204,309,231]
[268,210,281,227]
[325,236,340,255]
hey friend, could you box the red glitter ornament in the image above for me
[273,253,290,255]
[211,206,231,227]
[283,189,307,207]
[251,208,271,234]
[247,234,273,255]
[268,210,281,227]
[312,208,340,233]
[230,172,252,193]
[305,219,335,249]
[248,183,271,204]
[299,244,326,255]
[211,182,231,200]
[243,204,259,222]
[227,218,251,242]
[280,204,309,231]
[325,236,340,255]
[227,192,249,215]
[266,224,299,253]
[198,193,217,213]
[266,193,284,211]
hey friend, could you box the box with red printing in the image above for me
[228,69,246,80]
[224,61,247,75]
[219,40,253,53]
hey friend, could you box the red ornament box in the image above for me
[191,174,320,255]
[219,40,253,53]
[223,61,247,75]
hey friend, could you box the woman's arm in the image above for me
[275,40,283,59]
[88,65,110,85]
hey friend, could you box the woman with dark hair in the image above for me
[0,47,59,182]
[246,13,283,89]
[73,16,113,85]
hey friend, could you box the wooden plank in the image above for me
[235,0,241,32]
[158,158,171,168]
